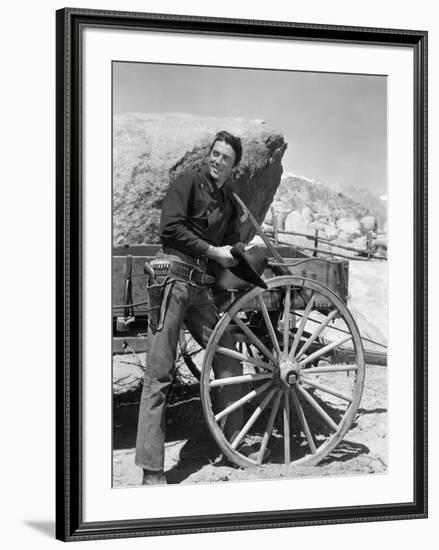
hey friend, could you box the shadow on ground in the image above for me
[24,520,55,538]
[114,384,222,483]
[113,382,375,483]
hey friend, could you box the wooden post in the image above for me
[123,255,133,318]
[271,207,279,247]
[313,229,319,257]
[366,231,372,261]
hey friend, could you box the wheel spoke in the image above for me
[296,385,338,431]
[283,285,291,353]
[216,346,274,371]
[298,335,352,367]
[290,387,316,454]
[301,376,353,402]
[295,311,386,349]
[245,343,255,357]
[257,294,281,358]
[214,380,273,422]
[289,292,316,358]
[232,315,276,363]
[231,388,277,450]
[301,364,358,374]
[283,390,291,463]
[257,390,282,465]
[210,373,273,388]
[296,309,339,358]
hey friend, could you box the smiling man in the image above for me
[135,131,245,485]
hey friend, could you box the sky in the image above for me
[113,62,387,196]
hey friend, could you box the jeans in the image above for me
[135,279,242,472]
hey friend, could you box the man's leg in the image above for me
[135,280,189,477]
[184,286,243,443]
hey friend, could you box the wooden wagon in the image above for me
[113,242,385,469]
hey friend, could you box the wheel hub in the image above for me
[277,356,300,388]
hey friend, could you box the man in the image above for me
[135,131,244,485]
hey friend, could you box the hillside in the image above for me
[265,174,387,252]
[272,175,372,220]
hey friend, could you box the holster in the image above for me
[147,277,173,335]
[145,249,213,334]
[145,256,171,334]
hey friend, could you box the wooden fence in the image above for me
[265,208,386,262]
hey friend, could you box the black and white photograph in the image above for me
[111,61,388,488]
[0,0,433,546]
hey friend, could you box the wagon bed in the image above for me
[112,243,349,353]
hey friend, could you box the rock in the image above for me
[333,209,347,219]
[360,215,377,232]
[383,221,388,234]
[284,210,307,233]
[322,224,338,240]
[372,234,387,249]
[352,235,367,249]
[301,206,313,225]
[342,186,387,229]
[336,217,361,238]
[337,231,351,243]
[113,113,287,245]
[308,220,326,231]
[315,204,331,219]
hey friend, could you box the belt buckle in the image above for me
[188,267,196,284]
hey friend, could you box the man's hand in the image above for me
[206,245,239,268]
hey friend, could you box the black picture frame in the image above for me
[56,7,428,542]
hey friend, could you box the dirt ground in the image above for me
[113,261,388,487]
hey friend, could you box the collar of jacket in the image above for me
[200,165,232,199]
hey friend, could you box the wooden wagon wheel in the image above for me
[178,328,250,382]
[200,275,365,469]
[178,328,204,381]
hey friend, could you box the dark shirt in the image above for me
[160,167,240,258]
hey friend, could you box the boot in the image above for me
[142,469,167,485]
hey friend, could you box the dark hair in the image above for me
[209,130,242,166]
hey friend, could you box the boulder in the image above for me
[352,235,367,249]
[315,204,331,219]
[301,206,314,225]
[337,231,351,243]
[333,208,347,219]
[372,234,387,250]
[322,224,338,240]
[113,113,287,245]
[360,215,377,232]
[336,217,361,238]
[284,210,307,233]
[308,220,326,231]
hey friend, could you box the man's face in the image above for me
[208,140,236,187]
